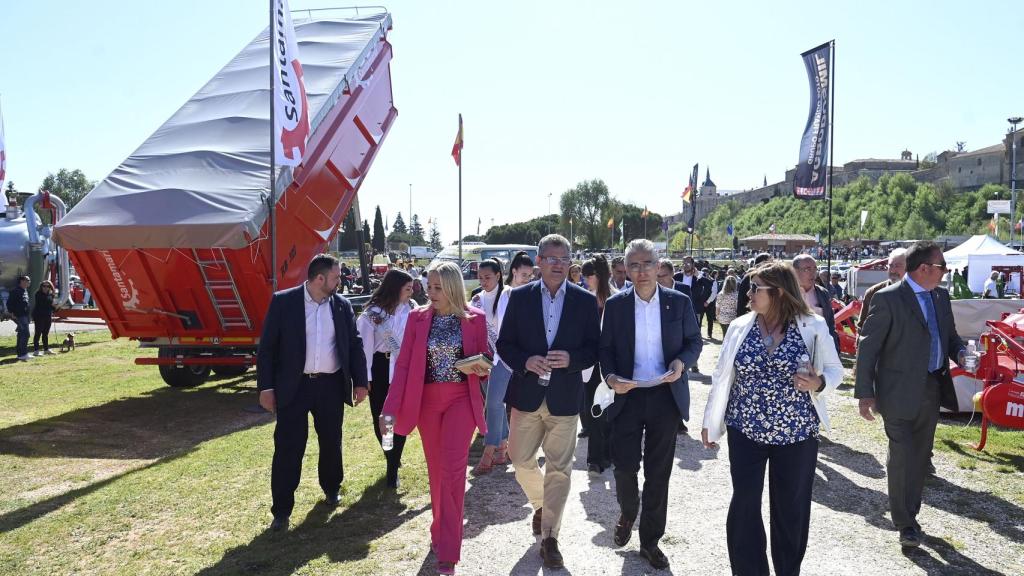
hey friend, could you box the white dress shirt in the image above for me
[633,288,666,381]
[303,283,340,374]
[802,285,823,316]
[356,302,414,380]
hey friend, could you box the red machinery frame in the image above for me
[963,311,1024,450]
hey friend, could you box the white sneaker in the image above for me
[34,351,42,357]
[17,355,31,361]
[44,350,55,355]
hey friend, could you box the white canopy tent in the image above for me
[943,234,1024,293]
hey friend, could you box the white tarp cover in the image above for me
[943,234,1024,293]
[54,13,389,250]
[944,234,1022,269]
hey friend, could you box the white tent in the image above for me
[943,234,1024,293]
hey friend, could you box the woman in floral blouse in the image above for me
[356,269,417,488]
[701,261,843,576]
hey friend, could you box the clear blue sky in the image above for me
[2,0,1022,243]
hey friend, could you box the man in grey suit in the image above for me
[854,241,966,548]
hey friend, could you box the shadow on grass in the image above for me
[0,336,105,361]
[0,374,269,460]
[195,478,428,576]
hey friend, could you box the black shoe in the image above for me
[269,516,289,532]
[532,507,543,535]
[639,544,670,569]
[587,462,604,477]
[899,527,921,548]
[613,515,634,547]
[689,365,700,373]
[539,537,564,569]
[677,421,688,435]
[324,492,341,508]
[577,429,590,439]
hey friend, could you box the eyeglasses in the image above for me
[628,260,657,272]
[795,265,817,272]
[748,283,775,295]
[922,262,948,272]
[538,256,572,266]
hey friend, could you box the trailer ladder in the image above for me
[193,248,252,331]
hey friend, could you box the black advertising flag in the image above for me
[686,163,698,232]
[794,41,832,199]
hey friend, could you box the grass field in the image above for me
[1,329,1021,574]
[0,331,432,575]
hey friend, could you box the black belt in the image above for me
[373,351,392,359]
[303,371,338,379]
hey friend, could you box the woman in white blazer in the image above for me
[701,261,843,576]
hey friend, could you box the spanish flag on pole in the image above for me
[451,114,464,166]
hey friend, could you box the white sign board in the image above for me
[988,200,1011,214]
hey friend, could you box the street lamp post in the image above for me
[1010,117,1022,247]
[409,183,412,228]
[547,192,553,234]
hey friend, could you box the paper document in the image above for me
[634,370,675,388]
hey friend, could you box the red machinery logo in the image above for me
[981,382,1024,428]
[279,59,309,161]
[100,250,140,310]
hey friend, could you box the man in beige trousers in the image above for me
[496,234,601,569]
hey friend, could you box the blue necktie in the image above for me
[917,291,941,372]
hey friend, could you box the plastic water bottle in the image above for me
[538,371,552,387]
[382,415,395,451]
[964,340,978,372]
[796,354,812,375]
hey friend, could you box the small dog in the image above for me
[60,332,76,353]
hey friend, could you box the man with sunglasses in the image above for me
[855,240,967,549]
[498,234,601,569]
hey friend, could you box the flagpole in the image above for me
[826,39,835,275]
[269,0,278,292]
[458,139,463,262]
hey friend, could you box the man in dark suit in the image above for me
[600,239,703,570]
[792,255,841,353]
[498,234,601,569]
[854,241,966,548]
[735,252,772,318]
[257,254,368,532]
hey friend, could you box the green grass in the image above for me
[0,331,432,575]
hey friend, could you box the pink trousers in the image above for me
[418,381,476,564]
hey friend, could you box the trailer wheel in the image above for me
[158,349,211,388]
[212,365,249,377]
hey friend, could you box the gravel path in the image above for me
[385,338,1023,576]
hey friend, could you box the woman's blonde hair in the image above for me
[751,261,810,327]
[428,261,468,318]
[721,275,737,294]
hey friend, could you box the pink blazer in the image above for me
[381,305,489,437]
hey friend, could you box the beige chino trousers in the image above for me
[508,400,579,539]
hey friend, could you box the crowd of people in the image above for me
[255,234,967,575]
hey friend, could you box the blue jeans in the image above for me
[15,316,30,358]
[483,361,512,446]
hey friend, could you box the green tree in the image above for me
[560,179,611,249]
[362,220,371,245]
[337,210,360,250]
[429,221,443,251]
[372,206,386,253]
[409,214,425,243]
[392,212,407,235]
[40,168,94,211]
[485,215,557,245]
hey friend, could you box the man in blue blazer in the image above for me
[498,234,601,569]
[600,239,703,570]
[257,254,368,532]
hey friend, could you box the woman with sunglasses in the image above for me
[701,261,843,576]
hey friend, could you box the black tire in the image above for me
[212,365,249,377]
[158,348,211,388]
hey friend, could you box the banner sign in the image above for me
[273,0,310,167]
[794,41,832,199]
[988,200,1011,214]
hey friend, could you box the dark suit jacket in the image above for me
[672,275,712,313]
[599,285,703,421]
[257,285,368,409]
[497,280,601,416]
[812,284,841,353]
[854,280,965,419]
[857,278,893,331]
[735,274,752,318]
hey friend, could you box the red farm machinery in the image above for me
[52,10,397,387]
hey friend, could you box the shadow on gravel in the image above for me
[508,543,578,576]
[902,535,1004,576]
[675,433,718,472]
[818,437,885,479]
[196,478,427,576]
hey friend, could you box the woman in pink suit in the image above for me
[381,261,490,575]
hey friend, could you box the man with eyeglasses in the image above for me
[498,234,601,569]
[855,240,967,549]
[792,255,840,353]
[599,239,702,570]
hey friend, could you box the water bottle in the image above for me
[796,354,812,376]
[382,415,395,451]
[964,340,978,372]
[538,371,552,387]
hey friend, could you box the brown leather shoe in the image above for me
[539,537,564,568]
[532,507,543,536]
[640,544,670,569]
[613,515,634,547]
